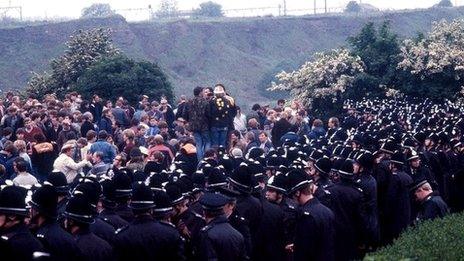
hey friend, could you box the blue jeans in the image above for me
[193,130,211,160]
[211,127,228,148]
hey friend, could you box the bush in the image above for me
[435,0,453,7]
[345,1,361,13]
[74,55,174,105]
[366,213,464,260]
[194,1,224,17]
[81,3,116,19]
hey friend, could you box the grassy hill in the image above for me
[1,7,464,109]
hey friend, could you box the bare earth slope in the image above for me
[0,7,463,108]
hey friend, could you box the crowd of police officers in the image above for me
[0,97,461,261]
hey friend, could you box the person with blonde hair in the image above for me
[13,139,32,171]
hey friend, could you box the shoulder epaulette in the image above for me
[115,226,129,235]
[160,221,176,228]
[194,212,204,220]
[201,225,212,232]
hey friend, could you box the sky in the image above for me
[0,0,462,20]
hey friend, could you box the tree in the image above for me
[435,0,453,7]
[74,55,174,104]
[269,49,364,117]
[81,3,116,19]
[193,1,224,17]
[26,28,119,99]
[348,21,401,96]
[155,0,179,19]
[345,1,361,13]
[398,19,464,99]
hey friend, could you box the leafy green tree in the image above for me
[155,0,179,19]
[345,1,361,13]
[435,0,453,7]
[74,55,174,104]
[81,3,116,18]
[348,21,401,96]
[26,28,119,99]
[194,1,224,17]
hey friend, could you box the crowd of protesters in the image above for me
[0,84,461,260]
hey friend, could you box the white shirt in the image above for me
[53,153,91,184]
[234,114,247,132]
[13,172,38,187]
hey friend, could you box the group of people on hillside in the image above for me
[0,87,460,260]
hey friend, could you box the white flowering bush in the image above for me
[397,19,464,98]
[269,49,365,110]
[399,19,464,77]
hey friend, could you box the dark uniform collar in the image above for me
[133,214,155,224]
[208,215,228,225]
[301,197,320,208]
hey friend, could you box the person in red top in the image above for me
[23,117,44,143]
[148,134,174,163]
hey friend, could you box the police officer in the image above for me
[406,149,439,190]
[328,159,369,261]
[354,151,380,248]
[114,182,185,260]
[219,187,252,259]
[98,178,129,230]
[0,184,44,261]
[166,181,205,260]
[286,169,336,261]
[113,170,135,223]
[73,179,116,244]
[195,192,246,261]
[29,184,82,260]
[47,171,70,224]
[412,179,449,222]
[228,163,263,259]
[307,156,334,208]
[63,193,113,261]
[266,173,298,255]
[383,151,413,244]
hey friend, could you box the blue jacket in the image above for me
[308,127,326,140]
[98,116,113,135]
[90,140,116,164]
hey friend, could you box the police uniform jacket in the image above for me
[279,198,298,245]
[35,220,81,261]
[327,179,368,261]
[99,208,130,230]
[196,215,246,261]
[383,170,413,240]
[235,193,263,256]
[114,214,185,261]
[356,171,380,246]
[0,223,44,261]
[417,193,449,222]
[293,197,335,261]
[73,227,113,261]
[90,217,116,245]
[314,178,334,209]
[228,210,252,259]
[255,199,286,261]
